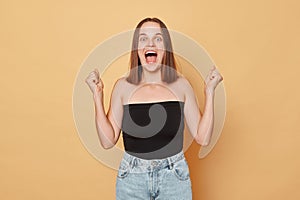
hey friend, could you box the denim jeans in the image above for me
[116,151,192,200]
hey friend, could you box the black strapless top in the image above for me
[121,100,185,159]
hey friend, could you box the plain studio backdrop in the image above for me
[1,0,299,200]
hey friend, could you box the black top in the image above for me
[121,100,185,159]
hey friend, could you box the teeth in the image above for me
[145,51,157,56]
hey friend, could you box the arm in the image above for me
[183,78,213,146]
[197,89,215,146]
[183,66,223,146]
[85,69,124,149]
[93,78,124,149]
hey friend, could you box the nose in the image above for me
[147,38,155,47]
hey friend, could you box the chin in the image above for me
[142,62,162,72]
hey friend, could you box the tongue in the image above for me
[146,56,156,63]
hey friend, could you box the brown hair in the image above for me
[126,17,179,85]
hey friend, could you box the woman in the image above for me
[85,17,223,200]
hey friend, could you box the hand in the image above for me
[85,68,104,97]
[205,66,223,94]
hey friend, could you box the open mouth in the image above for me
[145,50,157,64]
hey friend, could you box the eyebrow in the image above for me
[139,33,163,36]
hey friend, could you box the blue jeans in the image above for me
[116,151,192,200]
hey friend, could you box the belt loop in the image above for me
[133,157,137,168]
[167,157,173,170]
[128,156,134,168]
[130,157,137,169]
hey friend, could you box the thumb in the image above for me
[95,68,100,76]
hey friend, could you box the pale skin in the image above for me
[85,22,223,149]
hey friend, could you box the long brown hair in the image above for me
[126,17,179,85]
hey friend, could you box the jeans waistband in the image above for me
[122,150,185,172]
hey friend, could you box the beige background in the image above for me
[1,0,300,199]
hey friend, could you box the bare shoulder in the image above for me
[176,75,193,90]
[175,75,196,102]
[113,76,128,89]
[111,77,126,96]
[111,76,131,103]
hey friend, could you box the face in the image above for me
[137,22,165,72]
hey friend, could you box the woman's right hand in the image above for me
[85,68,104,98]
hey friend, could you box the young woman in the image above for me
[85,17,223,200]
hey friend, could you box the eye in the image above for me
[139,36,148,42]
[155,36,163,42]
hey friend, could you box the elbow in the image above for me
[100,141,115,150]
[195,136,210,146]
[102,144,113,149]
[201,141,210,146]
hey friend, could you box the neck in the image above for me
[140,67,162,84]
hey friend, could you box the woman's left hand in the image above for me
[205,66,223,94]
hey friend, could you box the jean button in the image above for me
[151,161,158,166]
